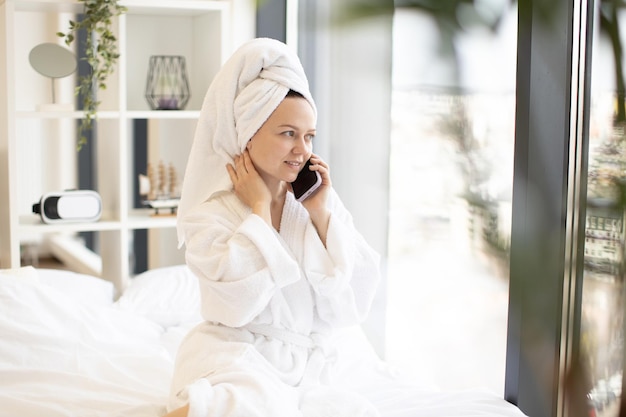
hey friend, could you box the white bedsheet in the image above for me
[0,266,527,417]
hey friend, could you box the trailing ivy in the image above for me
[57,0,127,150]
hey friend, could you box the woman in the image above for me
[166,38,381,417]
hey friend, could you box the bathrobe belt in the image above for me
[203,322,336,386]
[244,322,325,350]
[243,322,336,387]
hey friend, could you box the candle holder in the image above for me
[145,55,190,110]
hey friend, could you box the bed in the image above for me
[0,265,528,417]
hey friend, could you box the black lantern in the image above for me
[145,55,190,110]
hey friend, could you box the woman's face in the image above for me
[246,96,316,187]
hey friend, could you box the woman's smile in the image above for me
[285,160,303,170]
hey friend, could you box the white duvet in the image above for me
[0,266,527,417]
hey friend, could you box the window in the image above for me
[298,1,626,415]
[580,2,626,414]
[387,5,517,394]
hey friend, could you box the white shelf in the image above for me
[19,215,122,233]
[127,110,202,119]
[10,0,84,13]
[19,210,177,233]
[16,110,201,119]
[0,0,246,291]
[128,210,178,229]
[16,110,121,119]
[122,0,228,15]
[10,0,228,14]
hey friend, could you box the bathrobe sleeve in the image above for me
[301,190,381,327]
[179,194,301,328]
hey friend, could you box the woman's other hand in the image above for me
[227,150,272,222]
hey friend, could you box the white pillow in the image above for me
[0,266,115,308]
[114,265,202,328]
[0,266,39,282]
[0,267,166,376]
[37,268,115,307]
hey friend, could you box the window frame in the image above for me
[504,1,595,416]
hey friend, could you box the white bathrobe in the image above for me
[169,188,381,417]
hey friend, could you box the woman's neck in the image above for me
[268,181,288,232]
[266,180,288,203]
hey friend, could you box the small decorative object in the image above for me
[139,161,180,216]
[29,43,77,111]
[145,56,191,110]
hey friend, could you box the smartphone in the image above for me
[291,159,322,202]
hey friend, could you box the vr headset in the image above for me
[33,190,102,224]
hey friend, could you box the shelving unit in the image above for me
[0,0,248,291]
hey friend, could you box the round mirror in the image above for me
[29,43,77,79]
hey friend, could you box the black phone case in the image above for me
[291,159,321,201]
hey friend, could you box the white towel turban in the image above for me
[176,38,317,247]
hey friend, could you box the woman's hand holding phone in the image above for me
[297,154,332,245]
[296,154,330,206]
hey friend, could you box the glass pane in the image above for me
[581,5,625,415]
[387,5,517,394]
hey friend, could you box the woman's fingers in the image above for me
[234,154,247,173]
[308,154,331,187]
[227,152,271,209]
[226,162,237,182]
[242,150,254,173]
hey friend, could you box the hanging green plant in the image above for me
[57,0,127,150]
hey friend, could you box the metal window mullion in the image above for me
[558,0,595,416]
[505,0,579,416]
